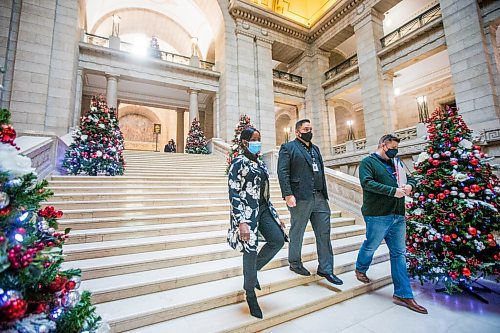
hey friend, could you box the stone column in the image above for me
[440,0,500,132]
[106,74,119,109]
[176,108,186,153]
[326,100,337,145]
[188,88,200,124]
[72,69,84,127]
[294,47,331,153]
[382,73,397,131]
[354,9,396,147]
[255,37,276,152]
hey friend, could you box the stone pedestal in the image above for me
[109,35,121,50]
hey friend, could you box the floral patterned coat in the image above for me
[227,155,286,252]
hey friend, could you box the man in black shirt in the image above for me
[277,119,343,285]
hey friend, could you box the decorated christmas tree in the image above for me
[226,114,253,174]
[185,118,209,154]
[62,95,125,176]
[406,105,499,293]
[0,109,104,332]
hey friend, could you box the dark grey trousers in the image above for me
[288,192,333,274]
[243,204,285,296]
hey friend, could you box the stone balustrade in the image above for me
[325,168,363,219]
[207,138,231,160]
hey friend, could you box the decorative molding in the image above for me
[484,129,500,143]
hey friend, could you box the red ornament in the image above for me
[0,296,27,322]
[0,124,17,144]
[428,194,435,199]
[451,233,457,239]
[432,160,440,167]
[48,275,68,292]
[437,193,446,200]
[418,196,425,201]
[467,227,477,236]
[463,187,470,193]
[450,160,458,166]
[470,159,479,166]
[462,267,471,277]
[444,235,452,242]
[470,184,481,193]
[65,280,77,290]
[0,206,11,217]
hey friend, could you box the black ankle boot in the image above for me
[246,294,263,319]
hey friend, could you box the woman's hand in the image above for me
[239,222,251,242]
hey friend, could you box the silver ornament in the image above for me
[451,187,458,191]
[0,192,9,209]
[459,193,466,198]
[450,191,458,196]
[474,153,481,159]
[62,290,80,308]
[38,325,49,333]
[484,189,493,195]
[48,227,55,233]
[453,165,458,169]
[468,192,475,197]
[433,153,440,159]
[461,154,469,159]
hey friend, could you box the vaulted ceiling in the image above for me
[251,0,339,27]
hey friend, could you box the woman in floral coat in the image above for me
[228,127,287,319]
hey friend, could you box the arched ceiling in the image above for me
[85,0,223,58]
[251,0,339,27]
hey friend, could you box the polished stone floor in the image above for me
[265,279,500,333]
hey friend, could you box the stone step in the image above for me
[49,185,234,194]
[45,196,280,210]
[58,206,308,230]
[82,236,368,304]
[63,226,364,280]
[48,190,237,201]
[48,179,280,186]
[50,175,230,181]
[94,248,390,333]
[63,224,363,261]
[65,217,354,244]
[124,260,391,333]
[61,201,286,219]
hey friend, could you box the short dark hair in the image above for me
[240,127,260,142]
[295,119,310,130]
[379,134,401,145]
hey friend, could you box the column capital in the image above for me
[188,88,201,94]
[105,73,120,80]
[176,107,187,113]
[352,7,384,31]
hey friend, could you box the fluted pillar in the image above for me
[176,108,186,153]
[105,73,119,109]
[188,88,200,124]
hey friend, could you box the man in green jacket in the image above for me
[355,134,428,314]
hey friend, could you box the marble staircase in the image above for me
[47,150,392,332]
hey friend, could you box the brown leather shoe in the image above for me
[355,269,370,283]
[393,296,428,314]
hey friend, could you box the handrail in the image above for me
[83,33,216,71]
[381,4,441,48]
[272,69,303,84]
[325,54,358,80]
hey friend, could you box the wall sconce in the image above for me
[416,95,429,123]
[112,14,121,37]
[346,120,355,141]
[284,127,290,143]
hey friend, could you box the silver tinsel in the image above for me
[0,191,9,209]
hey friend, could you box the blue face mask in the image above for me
[247,141,261,155]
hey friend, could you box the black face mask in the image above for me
[385,148,398,158]
[300,132,313,142]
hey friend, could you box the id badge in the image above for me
[312,162,319,172]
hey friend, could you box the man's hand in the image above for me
[394,188,406,198]
[239,223,250,242]
[402,184,413,196]
[279,218,286,229]
[285,195,296,207]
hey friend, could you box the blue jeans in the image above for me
[356,214,414,299]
